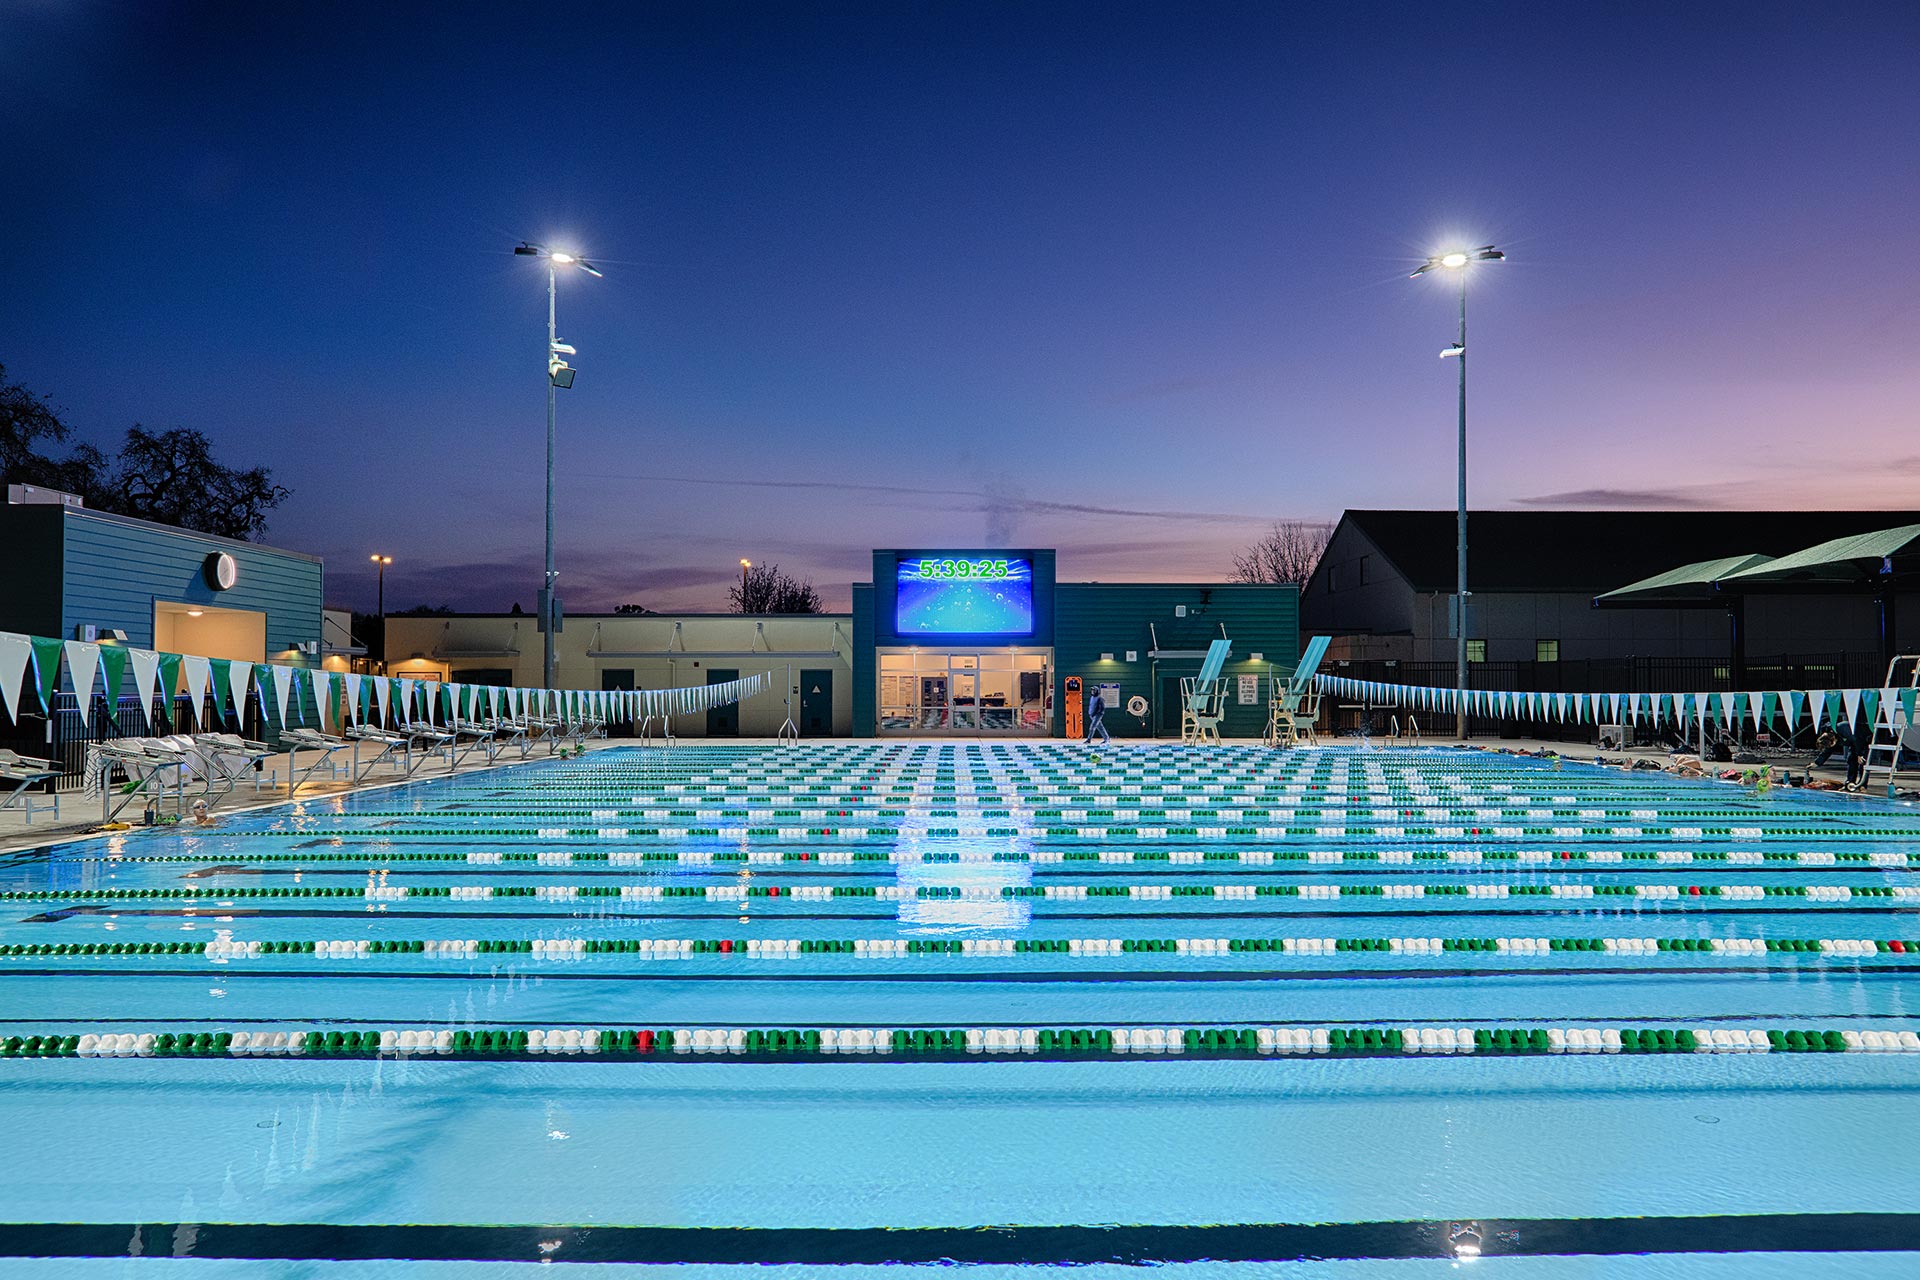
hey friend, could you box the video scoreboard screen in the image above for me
[894,555,1034,634]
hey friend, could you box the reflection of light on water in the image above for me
[898,899,1027,929]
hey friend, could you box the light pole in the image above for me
[514,241,602,688]
[740,559,752,605]
[369,554,391,674]
[1411,245,1503,738]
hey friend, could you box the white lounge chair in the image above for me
[0,749,60,823]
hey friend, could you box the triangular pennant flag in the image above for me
[128,648,160,724]
[1902,688,1919,728]
[0,632,31,724]
[1759,692,1777,733]
[231,661,256,717]
[98,645,129,717]
[158,653,183,722]
[1864,688,1886,730]
[398,679,416,723]
[311,667,334,725]
[181,656,212,724]
[208,659,233,717]
[271,665,296,727]
[374,678,392,723]
[1782,691,1802,732]
[29,635,64,712]
[340,673,361,726]
[62,640,102,728]
[1841,688,1861,730]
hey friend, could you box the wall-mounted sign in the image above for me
[894,555,1034,634]
[1237,674,1259,704]
[205,552,239,591]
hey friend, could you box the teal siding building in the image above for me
[852,549,1299,738]
[0,500,324,663]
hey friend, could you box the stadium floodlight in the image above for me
[1411,244,1503,736]
[515,241,603,687]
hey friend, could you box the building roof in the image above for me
[1326,510,1920,595]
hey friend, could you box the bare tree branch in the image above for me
[1229,520,1332,586]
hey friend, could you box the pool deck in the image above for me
[0,733,1867,855]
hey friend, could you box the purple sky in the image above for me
[4,1,1917,613]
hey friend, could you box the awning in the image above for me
[1593,553,1773,608]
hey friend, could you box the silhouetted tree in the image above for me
[0,364,290,540]
[729,563,823,614]
[1230,520,1332,586]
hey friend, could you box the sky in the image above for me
[3,0,1918,614]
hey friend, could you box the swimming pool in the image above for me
[4,742,1919,1275]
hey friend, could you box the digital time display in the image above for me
[896,555,1034,634]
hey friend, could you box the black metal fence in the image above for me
[2,692,267,790]
[1320,652,1887,745]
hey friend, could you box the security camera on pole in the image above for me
[513,242,602,689]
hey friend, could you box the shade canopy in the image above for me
[1593,553,1774,609]
[1713,523,1920,591]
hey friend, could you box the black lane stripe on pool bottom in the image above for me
[2,1213,1917,1264]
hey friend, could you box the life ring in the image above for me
[1126,695,1149,718]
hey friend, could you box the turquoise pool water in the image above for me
[3,742,1919,1274]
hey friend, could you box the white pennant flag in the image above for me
[181,656,212,722]
[128,648,161,722]
[398,678,416,723]
[375,678,391,723]
[423,680,441,722]
[229,661,255,716]
[0,632,33,725]
[1841,687,1861,729]
[1777,690,1798,733]
[63,640,102,727]
[343,673,363,726]
[271,664,296,727]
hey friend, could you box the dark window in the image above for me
[1358,556,1369,585]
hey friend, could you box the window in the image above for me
[1358,556,1370,585]
[1327,564,1339,592]
[1465,640,1487,663]
[1535,640,1560,663]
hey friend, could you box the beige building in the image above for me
[382,612,852,737]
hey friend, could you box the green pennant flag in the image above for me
[157,653,182,717]
[29,635,63,711]
[1760,691,1778,731]
[1902,688,1918,726]
[1863,689,1883,731]
[98,646,129,711]
[209,659,232,716]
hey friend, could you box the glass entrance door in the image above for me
[949,656,979,731]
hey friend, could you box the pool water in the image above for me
[3,742,1919,1275]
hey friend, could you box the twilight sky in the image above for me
[4,1,1917,613]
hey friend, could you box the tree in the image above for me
[729,562,823,614]
[394,604,456,616]
[613,603,652,615]
[0,364,290,540]
[0,361,103,495]
[102,425,289,540]
[1230,520,1332,586]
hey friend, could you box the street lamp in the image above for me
[1411,244,1504,738]
[514,241,602,688]
[740,558,752,601]
[369,554,392,674]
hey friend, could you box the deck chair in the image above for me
[1179,639,1233,745]
[277,727,354,792]
[0,749,61,823]
[88,739,190,822]
[344,724,414,780]
[1265,635,1332,748]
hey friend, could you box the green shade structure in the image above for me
[1593,554,1775,686]
[1715,524,1920,588]
[1594,554,1775,606]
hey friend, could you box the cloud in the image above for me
[1515,487,1727,508]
